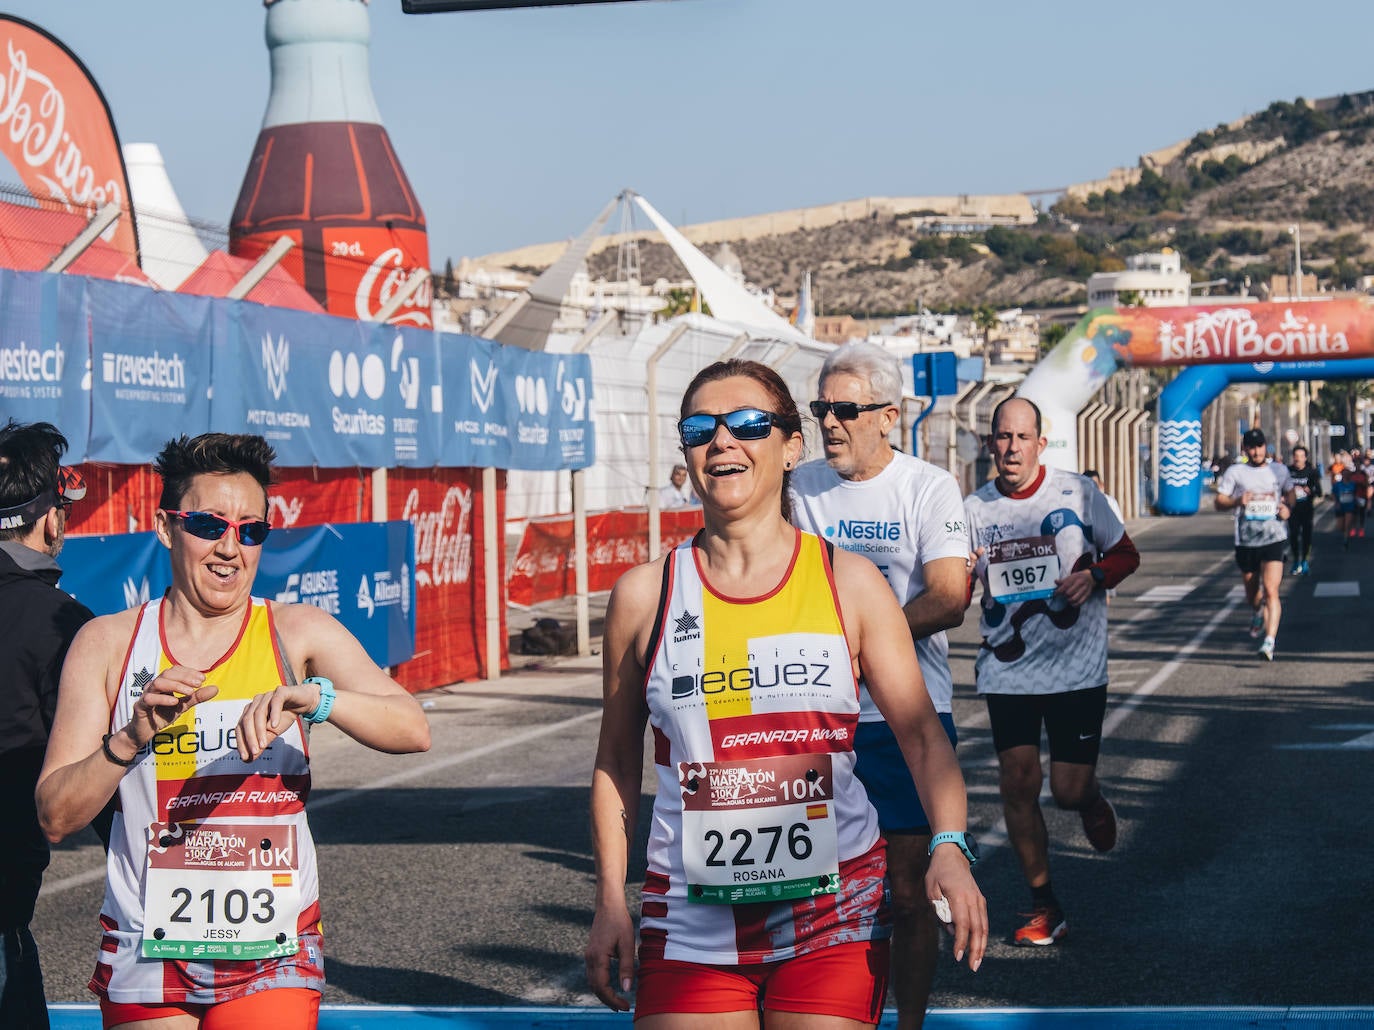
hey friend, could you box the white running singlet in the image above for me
[965,468,1124,696]
[1216,460,1294,547]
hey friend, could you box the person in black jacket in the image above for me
[1286,445,1322,575]
[0,420,92,1030]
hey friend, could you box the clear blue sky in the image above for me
[3,0,1373,263]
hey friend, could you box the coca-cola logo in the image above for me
[401,485,473,589]
[356,247,434,329]
[0,39,124,222]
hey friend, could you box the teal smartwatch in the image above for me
[303,677,336,724]
[928,831,980,868]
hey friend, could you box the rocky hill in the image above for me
[572,92,1374,317]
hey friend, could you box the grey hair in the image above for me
[818,341,902,404]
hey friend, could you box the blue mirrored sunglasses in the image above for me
[678,408,780,448]
[162,509,272,547]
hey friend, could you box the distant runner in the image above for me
[1214,428,1296,660]
[1285,445,1321,575]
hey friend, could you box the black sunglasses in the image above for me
[678,408,781,448]
[809,400,891,420]
[162,509,272,547]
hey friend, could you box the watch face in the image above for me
[963,832,981,863]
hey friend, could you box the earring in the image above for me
[785,461,792,469]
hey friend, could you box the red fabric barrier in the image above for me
[508,507,703,607]
[390,468,507,691]
[66,465,369,537]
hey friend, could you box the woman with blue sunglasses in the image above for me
[38,433,431,1030]
[587,360,985,1028]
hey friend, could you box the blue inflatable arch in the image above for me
[1156,358,1374,514]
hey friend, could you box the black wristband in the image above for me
[101,732,136,768]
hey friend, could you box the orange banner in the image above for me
[1084,299,1372,367]
[0,18,138,266]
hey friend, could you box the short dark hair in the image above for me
[1291,445,1308,457]
[680,359,803,522]
[990,396,1043,437]
[0,420,68,541]
[154,434,276,512]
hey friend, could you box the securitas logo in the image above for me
[825,520,900,542]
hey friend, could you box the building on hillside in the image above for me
[1086,249,1190,307]
[1267,272,1320,300]
[813,315,867,345]
[983,309,1042,364]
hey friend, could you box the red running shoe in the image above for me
[1014,906,1068,947]
[1080,793,1118,852]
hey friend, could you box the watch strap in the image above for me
[303,676,336,724]
[929,830,976,866]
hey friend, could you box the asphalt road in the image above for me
[33,504,1374,1012]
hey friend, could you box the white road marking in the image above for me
[1313,581,1360,597]
[1277,724,1374,751]
[1137,585,1194,603]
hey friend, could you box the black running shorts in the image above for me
[1234,540,1288,573]
[985,685,1108,765]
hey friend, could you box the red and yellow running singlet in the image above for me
[639,530,888,965]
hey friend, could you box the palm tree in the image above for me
[1313,380,1374,448]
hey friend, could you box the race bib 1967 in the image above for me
[679,754,839,905]
[987,535,1059,604]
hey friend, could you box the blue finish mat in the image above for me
[47,1004,1374,1027]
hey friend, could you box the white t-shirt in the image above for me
[658,482,697,508]
[1215,461,1293,547]
[964,466,1125,696]
[789,452,969,717]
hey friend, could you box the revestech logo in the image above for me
[102,349,185,388]
[825,519,900,541]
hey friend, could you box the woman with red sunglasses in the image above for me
[37,433,431,1030]
[586,361,985,1028]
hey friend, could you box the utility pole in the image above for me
[1291,224,1310,453]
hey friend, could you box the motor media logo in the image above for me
[262,334,290,400]
[470,359,498,414]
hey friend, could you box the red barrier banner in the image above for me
[0,18,138,265]
[66,465,369,538]
[390,468,506,691]
[508,507,703,607]
[267,468,368,528]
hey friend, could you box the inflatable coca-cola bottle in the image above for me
[230,0,433,327]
